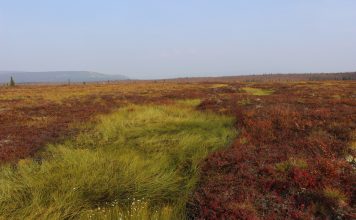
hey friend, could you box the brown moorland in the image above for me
[190,81,356,219]
[0,79,355,219]
[0,82,207,162]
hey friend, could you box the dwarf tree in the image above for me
[10,76,15,87]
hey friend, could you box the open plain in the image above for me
[0,79,355,219]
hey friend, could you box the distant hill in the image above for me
[161,72,356,82]
[0,71,129,83]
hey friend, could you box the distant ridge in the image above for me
[158,72,356,82]
[0,71,129,83]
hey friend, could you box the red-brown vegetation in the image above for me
[1,80,355,219]
[191,81,356,219]
[0,82,206,163]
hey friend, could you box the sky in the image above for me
[0,0,355,79]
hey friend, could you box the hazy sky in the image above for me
[1,0,355,79]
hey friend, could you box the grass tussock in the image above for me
[237,98,251,106]
[323,187,347,203]
[209,84,228,88]
[175,99,201,108]
[275,158,308,172]
[0,105,235,219]
[242,87,274,96]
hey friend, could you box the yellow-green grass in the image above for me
[0,104,236,219]
[242,87,274,96]
[0,82,207,103]
[323,187,347,204]
[175,99,201,108]
[237,98,252,106]
[275,158,308,173]
[209,83,228,88]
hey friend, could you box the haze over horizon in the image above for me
[1,0,356,79]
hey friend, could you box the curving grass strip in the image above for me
[0,104,235,219]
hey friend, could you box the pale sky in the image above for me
[1,0,355,79]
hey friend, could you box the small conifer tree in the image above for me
[10,76,15,87]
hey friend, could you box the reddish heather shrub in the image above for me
[191,81,356,219]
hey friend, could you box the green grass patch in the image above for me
[275,158,308,173]
[237,98,252,106]
[209,83,228,88]
[332,94,342,99]
[242,87,274,96]
[0,105,235,219]
[175,99,201,108]
[323,187,347,203]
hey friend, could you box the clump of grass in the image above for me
[0,105,235,219]
[332,94,341,99]
[239,137,248,144]
[345,131,356,164]
[237,98,251,106]
[209,84,228,88]
[351,141,356,151]
[242,87,274,96]
[323,187,347,205]
[349,131,356,151]
[275,158,308,172]
[175,99,201,108]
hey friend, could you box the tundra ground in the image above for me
[0,80,355,219]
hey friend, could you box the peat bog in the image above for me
[0,79,355,219]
